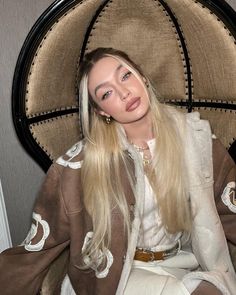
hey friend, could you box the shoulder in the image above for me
[163,104,207,123]
[55,140,84,169]
[168,106,214,140]
[37,140,85,199]
[163,105,212,138]
[45,140,86,214]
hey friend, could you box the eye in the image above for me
[122,71,132,81]
[102,90,112,100]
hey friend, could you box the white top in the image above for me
[134,139,201,294]
[137,139,182,250]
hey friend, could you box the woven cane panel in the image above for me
[26,0,104,118]
[29,114,81,161]
[86,0,188,101]
[192,107,236,149]
[165,0,236,101]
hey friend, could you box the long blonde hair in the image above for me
[78,48,191,266]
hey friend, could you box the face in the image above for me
[88,56,150,126]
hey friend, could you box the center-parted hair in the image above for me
[77,48,191,271]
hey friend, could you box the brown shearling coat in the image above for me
[0,136,235,295]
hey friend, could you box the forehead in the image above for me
[88,56,125,88]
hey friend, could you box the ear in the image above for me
[142,76,147,84]
[142,76,149,88]
[94,108,110,117]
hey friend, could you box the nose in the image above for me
[118,86,130,101]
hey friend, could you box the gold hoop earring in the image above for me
[105,116,111,124]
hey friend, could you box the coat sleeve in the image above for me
[212,138,236,269]
[0,164,70,295]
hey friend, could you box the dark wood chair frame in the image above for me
[12,0,236,172]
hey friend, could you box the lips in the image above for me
[126,97,141,112]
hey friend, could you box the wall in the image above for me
[0,0,54,245]
[228,0,236,10]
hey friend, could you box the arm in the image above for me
[0,164,70,295]
[212,138,236,269]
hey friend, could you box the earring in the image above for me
[105,116,111,124]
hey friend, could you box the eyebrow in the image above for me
[94,64,123,96]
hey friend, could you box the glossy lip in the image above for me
[126,97,141,112]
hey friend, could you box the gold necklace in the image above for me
[142,154,152,166]
[131,142,149,152]
[131,143,152,166]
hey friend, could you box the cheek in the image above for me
[102,101,125,118]
[132,79,146,93]
[104,102,121,114]
[94,101,116,116]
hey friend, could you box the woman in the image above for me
[0,48,235,295]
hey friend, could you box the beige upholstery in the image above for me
[192,108,236,148]
[13,0,236,293]
[86,0,188,100]
[21,0,236,162]
[30,114,80,161]
[165,0,236,101]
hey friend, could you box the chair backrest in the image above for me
[12,1,236,292]
[12,0,236,172]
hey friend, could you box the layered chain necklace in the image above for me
[131,142,152,166]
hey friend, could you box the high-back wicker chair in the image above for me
[12,0,236,293]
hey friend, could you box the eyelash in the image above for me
[102,91,112,100]
[122,71,132,81]
[101,71,132,100]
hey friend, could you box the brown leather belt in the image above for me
[134,241,180,262]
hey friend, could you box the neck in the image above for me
[122,113,153,147]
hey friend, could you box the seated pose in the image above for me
[0,48,236,295]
